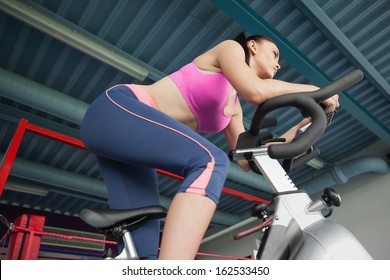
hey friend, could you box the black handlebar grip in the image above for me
[268,97,326,159]
[248,69,364,159]
[306,69,364,102]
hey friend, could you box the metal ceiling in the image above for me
[0,0,389,237]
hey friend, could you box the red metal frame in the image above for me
[6,214,46,260]
[0,118,270,203]
[0,119,29,194]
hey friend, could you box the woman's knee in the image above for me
[180,146,229,191]
[200,148,230,203]
[212,147,230,173]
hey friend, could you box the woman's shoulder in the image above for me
[199,40,244,57]
[214,39,243,51]
[195,40,245,69]
[211,40,246,62]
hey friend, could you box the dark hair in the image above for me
[233,32,275,65]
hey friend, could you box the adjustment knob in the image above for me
[321,188,341,207]
[250,203,268,218]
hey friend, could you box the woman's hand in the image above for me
[236,159,251,172]
[236,118,311,171]
[276,118,312,144]
[321,94,340,114]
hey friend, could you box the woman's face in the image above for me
[249,40,280,79]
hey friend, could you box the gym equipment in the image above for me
[230,69,371,259]
[80,206,167,259]
[80,69,372,259]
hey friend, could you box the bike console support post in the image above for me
[252,149,297,193]
[252,149,330,259]
[251,148,325,229]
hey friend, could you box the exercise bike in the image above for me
[230,68,372,259]
[80,69,372,260]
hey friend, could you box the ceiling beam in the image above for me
[0,103,81,139]
[0,0,264,132]
[291,0,390,100]
[0,0,164,81]
[210,0,390,145]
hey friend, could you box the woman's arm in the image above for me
[224,102,251,172]
[225,110,311,172]
[215,40,320,104]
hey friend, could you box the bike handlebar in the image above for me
[249,69,364,159]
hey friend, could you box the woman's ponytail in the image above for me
[233,32,250,65]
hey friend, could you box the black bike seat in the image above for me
[80,205,167,229]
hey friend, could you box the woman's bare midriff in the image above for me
[138,77,199,131]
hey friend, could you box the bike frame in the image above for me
[249,147,372,259]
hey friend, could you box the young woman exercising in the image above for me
[80,33,339,260]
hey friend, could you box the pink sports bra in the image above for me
[169,61,238,133]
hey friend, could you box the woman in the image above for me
[80,33,339,260]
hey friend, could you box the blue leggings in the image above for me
[80,85,229,259]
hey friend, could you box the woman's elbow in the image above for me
[241,88,266,105]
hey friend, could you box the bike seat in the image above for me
[80,205,167,230]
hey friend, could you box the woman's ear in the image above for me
[247,40,257,56]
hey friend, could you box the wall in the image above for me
[328,171,390,259]
[327,140,390,260]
